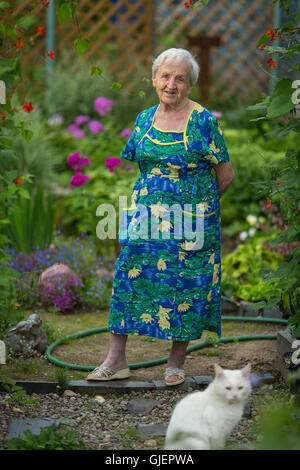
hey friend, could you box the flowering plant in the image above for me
[247,1,300,337]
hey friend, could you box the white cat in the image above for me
[164,363,252,450]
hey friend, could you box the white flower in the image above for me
[246,214,258,226]
[47,113,63,126]
[239,231,248,241]
[248,227,256,237]
[95,395,105,404]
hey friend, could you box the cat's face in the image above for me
[213,363,252,403]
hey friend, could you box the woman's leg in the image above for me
[102,333,128,368]
[166,340,189,383]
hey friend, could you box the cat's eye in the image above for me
[225,386,232,390]
[238,386,244,390]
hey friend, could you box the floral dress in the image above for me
[108,103,230,341]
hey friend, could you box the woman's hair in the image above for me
[152,48,200,86]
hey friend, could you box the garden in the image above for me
[0,0,300,452]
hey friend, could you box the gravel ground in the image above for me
[0,379,290,450]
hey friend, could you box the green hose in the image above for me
[45,316,288,372]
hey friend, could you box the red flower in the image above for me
[14,38,22,48]
[276,179,281,185]
[37,26,45,35]
[22,101,34,113]
[271,61,277,68]
[258,43,265,50]
[266,197,271,209]
[42,0,50,7]
[46,50,55,60]
[14,177,22,186]
[184,1,189,7]
[1,112,5,120]
[266,58,273,64]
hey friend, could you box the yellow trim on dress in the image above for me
[138,103,197,147]
[122,207,216,217]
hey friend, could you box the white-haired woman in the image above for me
[87,48,235,386]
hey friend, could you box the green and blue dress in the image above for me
[108,103,230,341]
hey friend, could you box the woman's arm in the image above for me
[213,161,235,199]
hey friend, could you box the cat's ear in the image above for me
[214,363,224,379]
[241,363,251,378]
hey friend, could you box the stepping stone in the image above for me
[5,417,76,441]
[127,398,160,414]
[137,423,168,437]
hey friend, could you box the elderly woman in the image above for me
[87,48,234,386]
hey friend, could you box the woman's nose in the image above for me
[167,77,176,88]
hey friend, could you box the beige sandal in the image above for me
[164,367,185,386]
[86,363,130,381]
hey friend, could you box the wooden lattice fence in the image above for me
[16,0,275,103]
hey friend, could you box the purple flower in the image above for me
[120,128,132,139]
[94,97,115,116]
[68,152,81,168]
[249,375,261,388]
[105,156,121,173]
[73,129,85,139]
[88,120,106,134]
[67,124,78,133]
[70,173,91,188]
[75,115,90,125]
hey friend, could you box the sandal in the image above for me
[164,367,185,386]
[86,363,130,381]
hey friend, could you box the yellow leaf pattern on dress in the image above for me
[128,268,141,278]
[212,263,220,285]
[140,187,148,195]
[141,313,153,324]
[208,253,215,264]
[178,302,191,312]
[159,220,172,232]
[209,141,219,153]
[150,201,169,218]
[207,290,212,301]
[157,259,167,271]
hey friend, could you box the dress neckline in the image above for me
[152,103,196,133]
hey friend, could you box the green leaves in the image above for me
[267,78,295,118]
[248,79,295,119]
[55,0,77,23]
[74,37,91,56]
[91,65,104,77]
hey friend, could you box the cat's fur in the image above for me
[164,363,252,450]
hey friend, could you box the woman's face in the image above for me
[152,59,193,108]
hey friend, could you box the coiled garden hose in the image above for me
[45,316,288,372]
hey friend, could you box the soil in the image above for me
[2,309,285,383]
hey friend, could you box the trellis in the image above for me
[153,0,275,103]
[16,0,275,102]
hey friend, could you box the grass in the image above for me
[1,308,285,382]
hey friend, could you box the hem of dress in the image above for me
[107,326,221,342]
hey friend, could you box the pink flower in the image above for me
[105,156,121,173]
[70,173,91,188]
[94,97,115,116]
[126,165,133,171]
[79,156,91,167]
[120,128,132,139]
[88,120,106,134]
[74,115,90,125]
[211,110,223,119]
[68,152,81,168]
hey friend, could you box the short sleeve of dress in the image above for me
[199,114,230,167]
[120,113,141,162]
